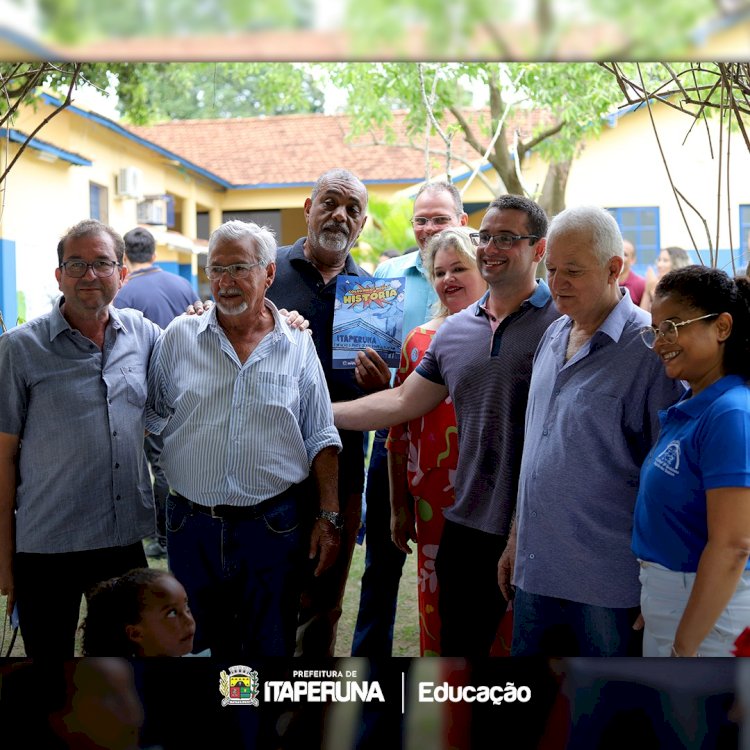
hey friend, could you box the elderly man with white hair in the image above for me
[498,205,685,656]
[147,220,342,659]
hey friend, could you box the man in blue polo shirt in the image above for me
[499,205,684,656]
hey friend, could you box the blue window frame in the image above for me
[738,205,750,269]
[607,207,660,268]
[89,182,108,223]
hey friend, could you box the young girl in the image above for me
[82,569,195,657]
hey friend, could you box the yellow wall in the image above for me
[1,99,225,318]
[567,99,750,260]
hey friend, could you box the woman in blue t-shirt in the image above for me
[632,265,750,656]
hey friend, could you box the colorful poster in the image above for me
[332,275,406,368]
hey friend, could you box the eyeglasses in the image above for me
[639,313,719,349]
[469,232,540,250]
[60,260,120,278]
[204,262,265,280]
[410,215,455,228]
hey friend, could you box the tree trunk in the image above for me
[538,158,572,219]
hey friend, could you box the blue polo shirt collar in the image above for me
[668,374,746,421]
[49,298,127,341]
[474,279,551,317]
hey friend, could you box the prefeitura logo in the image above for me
[219,665,260,707]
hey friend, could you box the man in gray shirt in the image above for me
[0,220,161,657]
[335,194,560,657]
[498,205,684,656]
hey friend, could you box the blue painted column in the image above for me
[0,239,18,330]
[178,263,197,292]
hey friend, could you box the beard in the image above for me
[312,223,350,254]
[215,290,249,316]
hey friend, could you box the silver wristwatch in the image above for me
[317,509,343,529]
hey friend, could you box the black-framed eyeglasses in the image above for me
[59,260,120,278]
[469,232,540,250]
[639,313,719,349]
[410,215,455,228]
[204,261,266,280]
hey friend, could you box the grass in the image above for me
[0,538,420,658]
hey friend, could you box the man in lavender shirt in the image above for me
[498,206,684,656]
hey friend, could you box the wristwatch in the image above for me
[317,509,343,530]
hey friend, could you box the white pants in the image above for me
[639,560,750,657]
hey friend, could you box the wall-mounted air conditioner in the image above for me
[137,196,167,225]
[116,166,143,198]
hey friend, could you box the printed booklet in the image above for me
[332,275,405,369]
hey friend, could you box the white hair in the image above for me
[547,205,623,266]
[208,220,276,266]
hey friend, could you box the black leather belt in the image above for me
[170,490,286,520]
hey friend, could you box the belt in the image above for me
[170,490,286,520]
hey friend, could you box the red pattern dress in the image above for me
[386,325,458,656]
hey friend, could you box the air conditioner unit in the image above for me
[137,196,167,225]
[116,166,142,198]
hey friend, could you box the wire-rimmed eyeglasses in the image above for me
[410,215,455,228]
[469,232,539,250]
[59,260,121,278]
[204,261,266,280]
[639,313,719,349]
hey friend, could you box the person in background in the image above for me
[351,180,468,658]
[115,226,197,560]
[387,227,487,655]
[633,265,750,656]
[640,245,691,311]
[378,248,401,264]
[619,239,646,306]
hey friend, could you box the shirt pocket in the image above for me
[121,366,147,408]
[251,371,300,411]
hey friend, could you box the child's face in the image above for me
[128,575,196,657]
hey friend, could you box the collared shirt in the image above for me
[114,265,196,329]
[416,281,559,536]
[0,300,161,553]
[633,374,750,572]
[147,300,342,506]
[267,237,369,495]
[375,250,437,342]
[514,291,685,608]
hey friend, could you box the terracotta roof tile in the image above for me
[128,108,552,187]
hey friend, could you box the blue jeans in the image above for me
[166,489,306,659]
[511,587,642,656]
[351,432,406,657]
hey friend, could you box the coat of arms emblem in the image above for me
[219,665,260,707]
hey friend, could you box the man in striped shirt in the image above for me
[147,220,342,659]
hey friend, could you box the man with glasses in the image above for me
[147,220,342,658]
[499,205,684,656]
[0,219,162,657]
[334,194,560,658]
[351,181,468,658]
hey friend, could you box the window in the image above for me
[739,205,750,268]
[89,182,109,223]
[607,207,660,266]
